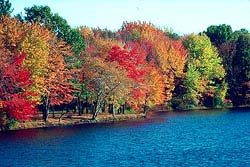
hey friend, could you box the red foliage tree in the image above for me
[107,43,147,110]
[172,40,188,57]
[108,44,146,83]
[0,52,37,122]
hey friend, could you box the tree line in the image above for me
[0,0,249,129]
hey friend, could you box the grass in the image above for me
[7,112,146,131]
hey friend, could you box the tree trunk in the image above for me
[85,104,89,114]
[91,101,102,120]
[77,97,81,116]
[52,107,55,118]
[59,110,69,123]
[143,105,148,114]
[122,104,125,114]
[111,103,115,118]
[143,99,148,115]
[102,102,106,113]
[43,96,50,122]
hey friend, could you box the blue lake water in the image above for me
[1,109,250,167]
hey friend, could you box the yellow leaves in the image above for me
[19,24,51,99]
[0,16,73,102]
[184,34,227,106]
[44,34,73,99]
[0,16,23,50]
[185,33,225,81]
[79,26,94,43]
[83,56,132,107]
[50,36,72,57]
[120,22,187,102]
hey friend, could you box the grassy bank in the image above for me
[4,105,250,131]
[4,113,146,131]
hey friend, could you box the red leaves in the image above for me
[1,52,32,89]
[0,52,37,121]
[48,84,74,106]
[106,43,150,110]
[172,40,188,57]
[13,52,26,66]
[3,94,37,121]
[108,44,146,83]
[131,88,146,100]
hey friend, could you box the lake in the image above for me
[1,109,250,167]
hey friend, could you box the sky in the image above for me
[10,0,250,34]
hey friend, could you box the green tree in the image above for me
[231,28,249,42]
[204,24,233,47]
[218,41,236,103]
[0,0,13,16]
[23,5,85,109]
[183,34,227,108]
[164,27,180,40]
[23,5,85,55]
[204,24,250,106]
[231,34,250,105]
[92,27,118,39]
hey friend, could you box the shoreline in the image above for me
[158,105,250,112]
[1,113,146,132]
[2,105,250,132]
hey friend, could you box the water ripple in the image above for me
[1,109,250,166]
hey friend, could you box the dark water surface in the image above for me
[1,109,250,167]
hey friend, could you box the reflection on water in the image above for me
[1,109,250,167]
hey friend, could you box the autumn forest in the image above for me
[1,1,250,130]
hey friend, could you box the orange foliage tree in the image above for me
[143,63,165,113]
[0,16,75,121]
[42,35,75,121]
[119,22,187,102]
[0,16,50,101]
